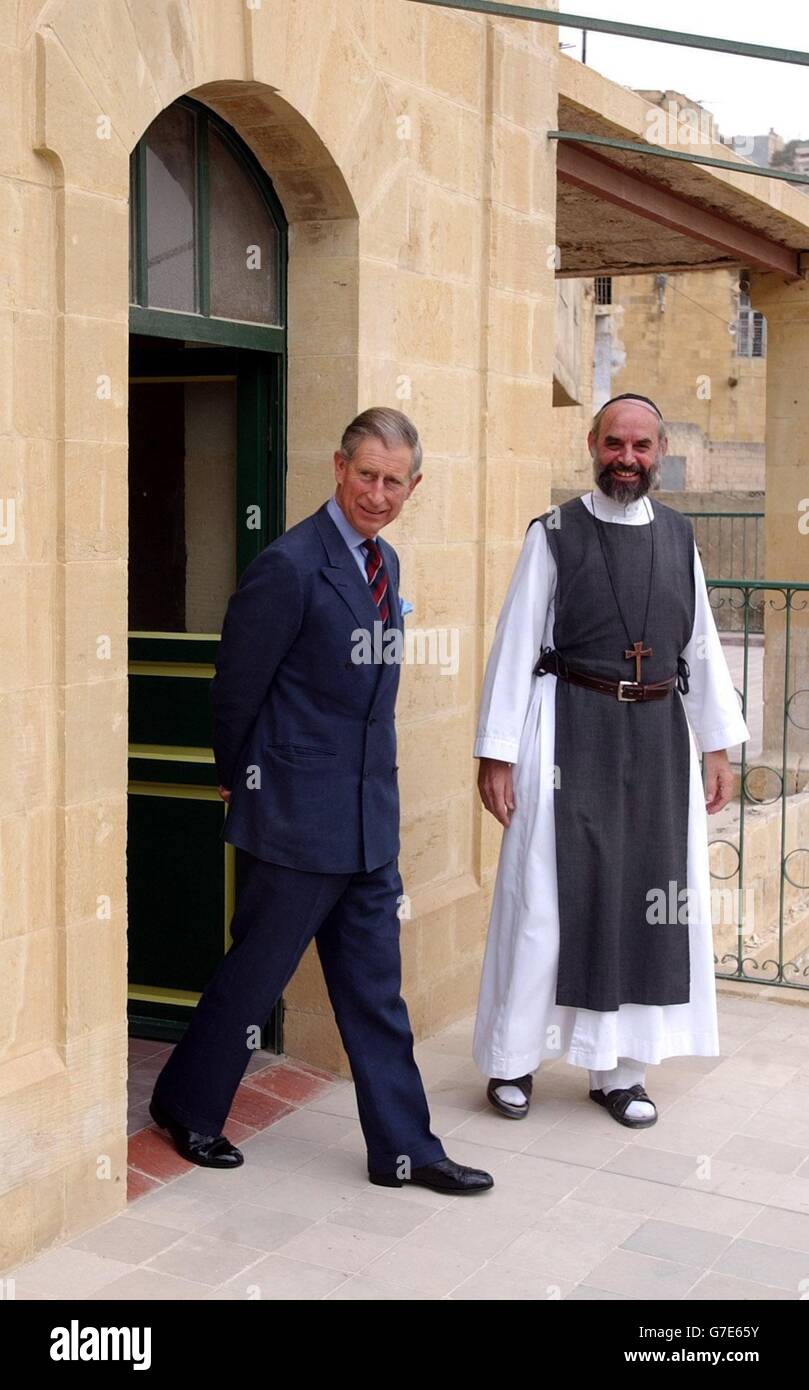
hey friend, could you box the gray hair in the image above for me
[590,398,667,446]
[339,407,423,478]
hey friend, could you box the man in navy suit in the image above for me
[150,408,493,1195]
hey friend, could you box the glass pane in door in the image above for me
[129,378,237,632]
[145,104,197,312]
[208,125,280,325]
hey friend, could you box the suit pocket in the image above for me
[266,743,336,759]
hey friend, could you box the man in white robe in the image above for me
[473,395,751,1126]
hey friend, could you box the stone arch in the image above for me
[187,79,362,526]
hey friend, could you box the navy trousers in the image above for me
[151,852,446,1174]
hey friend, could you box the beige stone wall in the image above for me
[0,0,559,1270]
[608,269,767,478]
[750,266,809,784]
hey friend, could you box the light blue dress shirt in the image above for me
[325,494,413,616]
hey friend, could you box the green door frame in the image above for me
[127,95,288,1046]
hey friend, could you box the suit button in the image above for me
[368,716,376,725]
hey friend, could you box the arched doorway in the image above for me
[126,96,287,1046]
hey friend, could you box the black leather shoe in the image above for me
[368,1156,493,1194]
[149,1097,244,1169]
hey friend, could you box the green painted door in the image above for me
[127,94,287,1043]
[127,332,284,1042]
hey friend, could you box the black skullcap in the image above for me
[599,392,664,420]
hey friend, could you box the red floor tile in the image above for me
[226,1087,293,1129]
[220,1117,256,1144]
[128,1039,172,1060]
[128,1054,160,1078]
[243,1062,337,1106]
[128,1105,153,1136]
[128,1126,196,1180]
[289,1059,346,1084]
[127,1166,162,1202]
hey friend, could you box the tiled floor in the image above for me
[124,1041,339,1201]
[6,990,809,1300]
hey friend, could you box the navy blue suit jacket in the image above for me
[211,501,403,873]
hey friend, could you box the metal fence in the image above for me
[704,578,809,990]
[685,511,764,632]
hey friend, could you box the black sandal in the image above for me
[588,1082,657,1128]
[487,1073,533,1119]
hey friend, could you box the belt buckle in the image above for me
[616,680,641,701]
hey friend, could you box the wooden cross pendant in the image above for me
[625,640,652,683]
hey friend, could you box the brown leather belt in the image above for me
[534,647,681,701]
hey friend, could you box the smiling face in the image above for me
[333,435,422,537]
[587,401,666,503]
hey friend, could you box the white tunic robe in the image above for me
[472,487,752,1077]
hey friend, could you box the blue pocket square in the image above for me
[400,597,414,617]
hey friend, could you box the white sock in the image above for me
[495,1084,528,1106]
[589,1058,654,1120]
[602,1089,655,1121]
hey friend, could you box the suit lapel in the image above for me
[313,504,404,696]
[314,504,381,631]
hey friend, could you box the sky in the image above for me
[556,1,809,144]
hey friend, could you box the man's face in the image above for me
[587,402,666,504]
[333,435,422,537]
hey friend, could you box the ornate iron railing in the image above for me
[706,579,809,990]
[686,512,764,632]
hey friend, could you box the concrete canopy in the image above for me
[555,55,809,280]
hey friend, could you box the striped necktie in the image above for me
[363,537,390,623]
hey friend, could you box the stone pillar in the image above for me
[750,264,809,791]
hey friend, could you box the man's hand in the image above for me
[477,757,516,827]
[218,786,231,804]
[704,750,734,814]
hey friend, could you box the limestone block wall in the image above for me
[647,423,765,493]
[609,269,767,449]
[749,268,809,783]
[702,442,765,492]
[0,0,559,1270]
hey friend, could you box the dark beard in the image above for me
[594,458,660,504]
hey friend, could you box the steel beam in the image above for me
[556,143,802,280]
[410,0,809,67]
